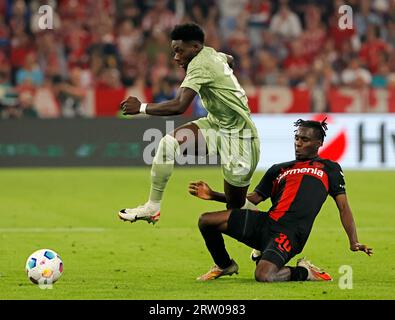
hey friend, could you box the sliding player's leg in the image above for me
[255,233,331,282]
[196,209,239,281]
[254,257,331,282]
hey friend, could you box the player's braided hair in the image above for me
[294,118,328,142]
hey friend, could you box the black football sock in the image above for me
[289,266,309,281]
[200,228,232,269]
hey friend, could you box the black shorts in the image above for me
[227,209,300,269]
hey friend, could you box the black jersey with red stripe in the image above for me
[254,157,346,249]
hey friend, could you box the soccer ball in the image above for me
[25,249,63,286]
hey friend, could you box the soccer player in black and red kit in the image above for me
[189,118,373,282]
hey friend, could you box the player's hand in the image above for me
[120,96,141,115]
[350,243,373,256]
[188,181,213,200]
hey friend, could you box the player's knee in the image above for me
[198,212,221,231]
[254,269,275,283]
[198,212,212,231]
[154,134,180,162]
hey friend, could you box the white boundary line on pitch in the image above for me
[0,227,107,233]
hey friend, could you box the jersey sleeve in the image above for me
[254,165,278,198]
[217,52,228,63]
[328,162,346,197]
[180,65,213,93]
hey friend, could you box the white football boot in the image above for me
[296,258,332,281]
[118,201,160,225]
[196,259,239,281]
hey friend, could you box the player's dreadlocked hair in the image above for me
[294,118,328,142]
[170,23,205,44]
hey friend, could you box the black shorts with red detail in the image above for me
[226,209,302,269]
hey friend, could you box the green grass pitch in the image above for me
[0,168,394,300]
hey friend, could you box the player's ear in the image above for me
[192,41,202,50]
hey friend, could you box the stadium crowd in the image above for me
[1,0,395,118]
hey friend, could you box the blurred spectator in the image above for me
[354,0,383,40]
[96,68,123,89]
[383,0,395,24]
[117,0,143,27]
[318,39,338,66]
[384,17,395,48]
[185,0,217,25]
[188,2,206,26]
[269,0,302,42]
[88,13,120,71]
[387,72,395,89]
[63,23,91,70]
[0,0,5,16]
[16,52,44,86]
[120,49,146,86]
[0,68,18,117]
[359,25,390,74]
[311,43,340,89]
[142,0,177,35]
[0,16,10,48]
[1,90,38,119]
[0,50,11,75]
[341,56,372,88]
[9,19,35,73]
[52,68,87,117]
[236,53,254,86]
[372,0,389,13]
[244,0,272,48]
[226,20,252,83]
[299,4,327,60]
[153,76,177,103]
[299,72,327,113]
[144,29,172,65]
[254,49,281,86]
[371,61,390,88]
[333,39,356,72]
[260,29,287,61]
[217,0,248,41]
[282,39,309,87]
[9,0,31,27]
[16,90,39,118]
[149,51,171,88]
[116,19,143,61]
[36,31,68,80]
[201,5,221,50]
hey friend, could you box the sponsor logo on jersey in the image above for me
[277,167,324,182]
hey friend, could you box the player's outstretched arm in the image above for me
[188,181,266,207]
[188,181,227,203]
[335,194,373,256]
[246,192,265,206]
[121,87,197,116]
